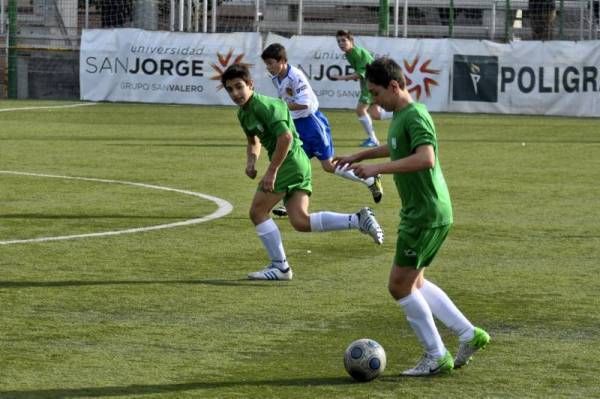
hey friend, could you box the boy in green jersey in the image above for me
[221,64,384,281]
[335,58,489,376]
[333,30,393,148]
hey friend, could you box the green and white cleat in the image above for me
[401,351,454,377]
[368,174,383,203]
[454,327,490,369]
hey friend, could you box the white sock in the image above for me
[358,115,377,141]
[256,219,288,270]
[334,164,375,186]
[398,291,446,359]
[420,280,475,343]
[379,110,394,120]
[309,212,359,232]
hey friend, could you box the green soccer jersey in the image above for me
[388,102,453,227]
[238,92,302,158]
[237,92,312,197]
[345,45,374,79]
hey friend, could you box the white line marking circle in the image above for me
[0,171,233,245]
[0,103,97,112]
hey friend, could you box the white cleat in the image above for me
[247,265,293,281]
[357,207,384,245]
[401,351,454,377]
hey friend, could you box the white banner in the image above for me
[265,33,450,111]
[448,40,600,117]
[80,29,270,104]
[80,29,600,117]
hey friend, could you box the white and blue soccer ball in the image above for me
[343,338,387,382]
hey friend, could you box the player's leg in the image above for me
[332,162,383,203]
[419,279,490,368]
[356,102,379,147]
[391,225,454,376]
[415,225,490,368]
[390,266,453,376]
[305,110,383,203]
[247,190,292,280]
[368,104,393,120]
[285,192,384,245]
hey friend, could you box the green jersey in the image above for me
[388,102,453,227]
[238,92,302,158]
[345,45,374,79]
[237,92,312,197]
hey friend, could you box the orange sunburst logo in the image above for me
[403,57,440,100]
[210,49,253,90]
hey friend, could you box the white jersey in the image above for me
[271,65,319,119]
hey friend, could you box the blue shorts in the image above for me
[293,110,334,161]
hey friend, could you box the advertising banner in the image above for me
[448,40,600,117]
[80,29,270,104]
[80,29,600,117]
[265,33,450,111]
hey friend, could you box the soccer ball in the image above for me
[343,338,387,382]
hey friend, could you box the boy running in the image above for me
[333,30,393,148]
[221,64,384,281]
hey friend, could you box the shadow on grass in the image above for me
[0,279,293,289]
[0,376,355,398]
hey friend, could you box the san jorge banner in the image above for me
[81,29,600,117]
[80,29,270,104]
[265,33,451,112]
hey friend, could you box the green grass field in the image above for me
[1,100,599,398]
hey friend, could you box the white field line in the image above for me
[0,171,234,245]
[0,103,97,112]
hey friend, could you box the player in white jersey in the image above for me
[261,43,383,217]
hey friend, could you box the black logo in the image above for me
[452,55,498,102]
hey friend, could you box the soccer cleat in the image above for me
[454,327,490,369]
[368,174,383,203]
[360,138,380,148]
[401,351,454,377]
[272,205,288,217]
[247,265,293,281]
[357,207,384,245]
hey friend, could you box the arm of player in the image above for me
[334,144,390,167]
[350,145,435,179]
[245,135,260,179]
[261,132,292,192]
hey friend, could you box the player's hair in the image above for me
[336,29,354,42]
[365,57,406,90]
[221,64,252,86]
[261,43,287,62]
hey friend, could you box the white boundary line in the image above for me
[0,171,234,245]
[0,103,97,112]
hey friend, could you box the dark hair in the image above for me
[365,57,406,89]
[220,63,252,87]
[261,43,287,62]
[336,29,354,42]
